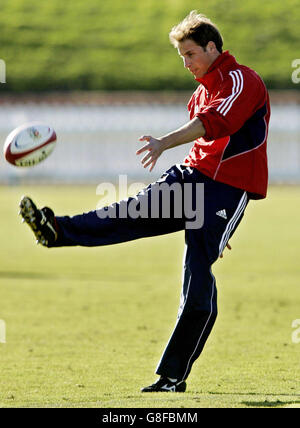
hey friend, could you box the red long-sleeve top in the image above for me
[184,51,270,199]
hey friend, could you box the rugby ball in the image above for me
[3,122,57,167]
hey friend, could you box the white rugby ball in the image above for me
[3,122,57,167]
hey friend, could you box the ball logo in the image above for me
[29,127,41,140]
[15,127,42,149]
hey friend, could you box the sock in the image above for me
[167,377,177,383]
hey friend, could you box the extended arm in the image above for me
[136,117,205,171]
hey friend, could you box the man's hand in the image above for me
[136,117,206,172]
[136,136,164,172]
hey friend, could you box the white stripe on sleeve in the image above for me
[216,70,244,117]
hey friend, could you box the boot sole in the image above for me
[19,196,48,245]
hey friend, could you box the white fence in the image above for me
[0,101,299,184]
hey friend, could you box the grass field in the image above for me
[1,0,300,91]
[0,184,299,408]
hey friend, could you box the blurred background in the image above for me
[1,1,300,408]
[0,0,299,184]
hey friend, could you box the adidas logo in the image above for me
[216,209,227,219]
[161,384,176,392]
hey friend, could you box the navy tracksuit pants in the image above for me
[53,165,248,381]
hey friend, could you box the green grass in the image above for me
[1,0,300,91]
[0,184,300,408]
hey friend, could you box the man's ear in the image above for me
[206,41,217,53]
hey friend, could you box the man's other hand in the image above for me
[136,135,164,172]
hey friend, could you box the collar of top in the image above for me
[196,50,238,92]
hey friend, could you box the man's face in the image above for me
[177,39,218,79]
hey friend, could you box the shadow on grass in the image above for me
[242,400,300,408]
[207,392,300,408]
[0,270,59,280]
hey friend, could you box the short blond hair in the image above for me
[169,10,223,53]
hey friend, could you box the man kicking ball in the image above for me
[19,11,270,392]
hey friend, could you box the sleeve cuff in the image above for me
[195,113,214,141]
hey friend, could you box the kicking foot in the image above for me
[19,196,58,247]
